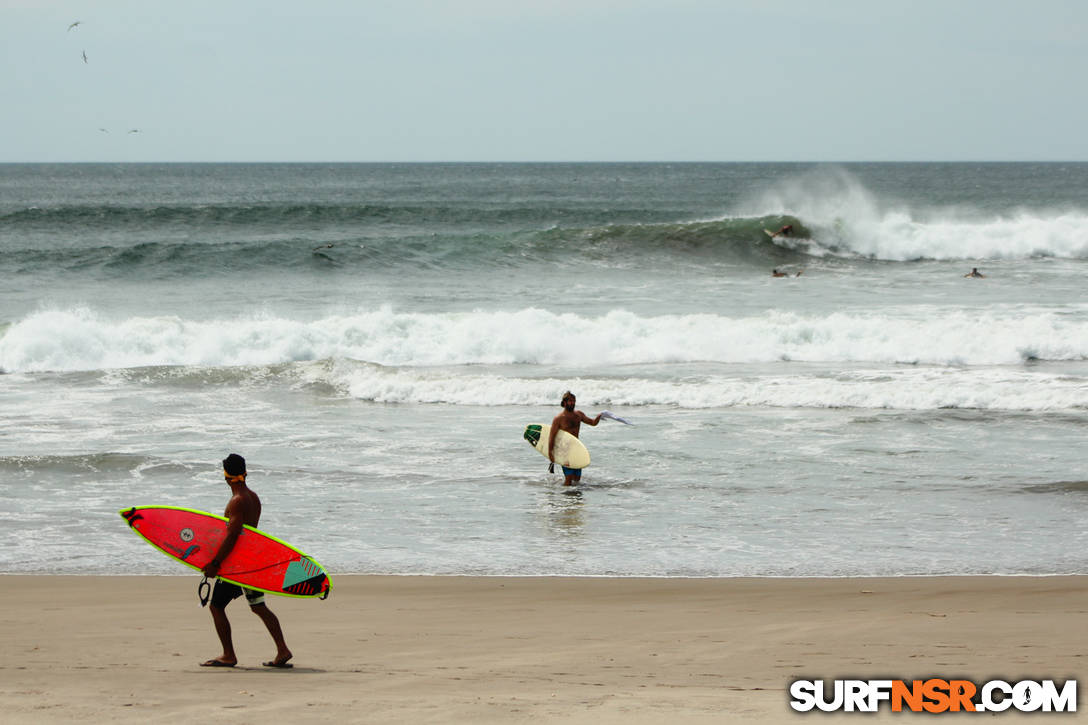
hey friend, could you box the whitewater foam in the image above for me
[2,305,1086,374]
[323,363,1088,411]
[743,166,1088,261]
[847,211,1088,261]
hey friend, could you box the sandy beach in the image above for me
[1,575,1083,723]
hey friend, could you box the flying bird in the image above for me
[68,21,81,31]
[98,128,109,133]
[128,129,140,134]
[82,50,88,63]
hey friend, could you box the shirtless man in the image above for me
[200,453,293,669]
[548,391,601,486]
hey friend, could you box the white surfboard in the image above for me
[523,424,591,469]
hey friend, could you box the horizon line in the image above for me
[2,159,1087,165]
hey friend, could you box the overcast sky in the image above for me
[3,0,1086,162]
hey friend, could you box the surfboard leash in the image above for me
[222,558,295,577]
[211,558,332,600]
[196,563,280,607]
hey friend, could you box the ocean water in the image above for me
[1,162,1086,577]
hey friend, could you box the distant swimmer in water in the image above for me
[964,267,986,278]
[313,243,334,251]
[772,269,803,277]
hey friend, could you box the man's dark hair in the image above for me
[223,453,247,476]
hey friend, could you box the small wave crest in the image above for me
[0,202,630,230]
[0,452,188,477]
[324,362,1088,412]
[44,358,1088,412]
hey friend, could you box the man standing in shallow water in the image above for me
[548,391,601,486]
[200,453,293,669]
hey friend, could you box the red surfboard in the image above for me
[120,506,331,599]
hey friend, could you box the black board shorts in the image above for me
[210,578,266,608]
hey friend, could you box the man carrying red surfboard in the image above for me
[199,453,294,669]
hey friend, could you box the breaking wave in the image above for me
[2,305,1085,374]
